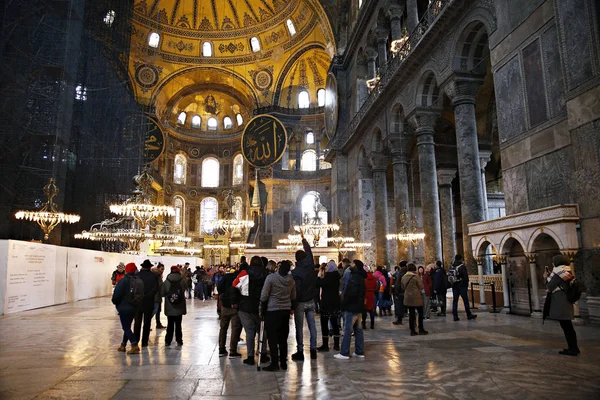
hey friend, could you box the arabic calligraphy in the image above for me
[143,118,164,164]
[241,115,287,168]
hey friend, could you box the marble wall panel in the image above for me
[541,24,566,118]
[503,164,529,215]
[493,0,545,43]
[570,119,600,218]
[522,39,548,127]
[494,56,528,143]
[525,149,573,210]
[555,0,595,89]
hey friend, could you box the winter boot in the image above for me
[127,345,140,354]
[317,337,329,352]
[333,336,340,351]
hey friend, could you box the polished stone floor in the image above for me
[1,298,599,400]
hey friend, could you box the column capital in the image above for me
[561,250,578,262]
[444,73,485,106]
[370,152,388,172]
[525,253,537,263]
[365,47,378,61]
[375,28,389,43]
[388,4,404,20]
[408,108,439,137]
[479,149,492,169]
[388,134,410,152]
[437,168,456,186]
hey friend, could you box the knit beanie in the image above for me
[125,262,137,274]
[353,260,364,270]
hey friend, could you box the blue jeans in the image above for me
[340,312,364,356]
[119,312,137,346]
[376,292,383,311]
[452,284,472,317]
[294,300,317,352]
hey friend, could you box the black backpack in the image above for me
[127,276,144,306]
[167,279,184,305]
[448,264,463,286]
[561,278,586,304]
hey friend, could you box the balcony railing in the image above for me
[334,0,451,149]
[254,105,325,116]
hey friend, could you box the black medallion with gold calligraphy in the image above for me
[241,114,287,168]
[143,117,165,164]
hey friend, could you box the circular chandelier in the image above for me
[15,178,80,240]
[207,189,255,236]
[156,245,203,256]
[386,210,425,247]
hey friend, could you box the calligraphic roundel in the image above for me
[241,114,288,168]
[143,117,165,164]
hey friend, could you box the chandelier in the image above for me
[109,168,174,229]
[156,245,202,256]
[294,194,338,246]
[326,221,356,261]
[15,178,80,240]
[207,190,255,237]
[386,209,425,247]
[229,242,256,256]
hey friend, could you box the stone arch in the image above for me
[453,20,489,73]
[358,145,368,168]
[475,238,498,258]
[371,127,384,153]
[530,231,562,292]
[476,238,499,275]
[415,70,441,107]
[500,233,527,256]
[526,227,565,253]
[390,103,405,134]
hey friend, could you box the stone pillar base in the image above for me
[502,307,510,314]
[530,311,543,319]
[479,304,489,311]
[586,296,600,324]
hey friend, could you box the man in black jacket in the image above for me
[291,233,318,361]
[335,259,366,360]
[432,260,448,316]
[450,254,477,321]
[393,261,408,325]
[218,268,242,358]
[134,259,160,347]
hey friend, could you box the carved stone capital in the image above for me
[375,28,389,43]
[370,152,388,172]
[408,108,439,135]
[444,73,485,106]
[525,253,537,263]
[388,134,410,153]
[437,168,456,187]
[388,4,404,20]
[365,47,378,61]
[479,149,492,170]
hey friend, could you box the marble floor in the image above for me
[1,298,599,400]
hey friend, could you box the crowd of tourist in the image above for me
[110,242,580,361]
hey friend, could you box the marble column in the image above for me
[410,109,442,263]
[476,257,488,310]
[526,253,542,318]
[316,139,321,171]
[446,74,485,272]
[479,150,492,220]
[365,47,378,79]
[388,5,404,40]
[295,139,301,171]
[407,0,419,33]
[371,154,390,267]
[437,168,456,266]
[358,165,376,267]
[390,137,411,262]
[499,256,510,313]
[375,28,389,68]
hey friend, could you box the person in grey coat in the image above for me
[544,254,579,356]
[161,266,188,346]
[260,260,296,371]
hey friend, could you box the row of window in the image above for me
[147,20,296,53]
[300,89,326,108]
[174,154,244,186]
[177,112,243,130]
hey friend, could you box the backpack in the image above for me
[166,279,184,305]
[375,278,382,292]
[127,276,144,306]
[561,278,586,304]
[447,264,463,286]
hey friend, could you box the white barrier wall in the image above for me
[0,240,203,315]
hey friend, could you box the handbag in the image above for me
[542,294,551,324]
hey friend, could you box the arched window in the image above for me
[174,154,186,184]
[173,196,184,228]
[104,10,115,26]
[148,32,160,48]
[201,157,220,187]
[191,115,201,128]
[358,0,363,8]
[233,154,243,185]
[317,89,325,107]
[250,37,261,52]
[200,197,218,234]
[301,191,328,246]
[301,149,317,171]
[286,19,296,36]
[236,113,244,126]
[207,117,218,130]
[233,197,243,220]
[298,91,310,108]
[223,116,233,129]
[306,131,315,144]
[177,112,187,125]
[202,42,212,57]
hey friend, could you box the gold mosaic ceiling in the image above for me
[129,0,335,139]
